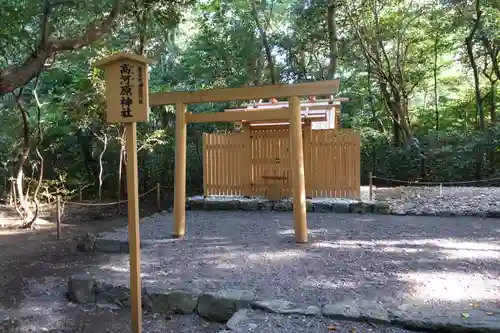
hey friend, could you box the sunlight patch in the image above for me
[99,263,129,273]
[279,228,329,236]
[440,249,500,260]
[399,271,500,302]
[247,250,307,262]
[311,241,354,249]
[324,239,500,259]
[302,277,358,290]
[215,262,240,269]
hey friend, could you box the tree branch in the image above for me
[39,0,52,46]
[0,0,122,97]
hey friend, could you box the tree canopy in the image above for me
[0,0,499,217]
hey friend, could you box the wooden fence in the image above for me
[203,128,360,199]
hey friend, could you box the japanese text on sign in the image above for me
[138,66,144,104]
[120,64,133,118]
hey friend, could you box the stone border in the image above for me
[66,274,500,333]
[187,197,500,218]
[75,211,172,254]
[76,233,135,254]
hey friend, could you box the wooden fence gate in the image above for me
[203,128,360,199]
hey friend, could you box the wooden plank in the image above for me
[124,123,142,333]
[335,131,341,197]
[354,131,361,199]
[150,80,340,105]
[324,130,331,197]
[223,135,228,195]
[185,108,290,123]
[245,98,348,108]
[209,134,214,196]
[244,119,327,127]
[243,124,252,196]
[240,133,245,195]
[203,134,208,196]
[303,122,311,197]
[226,106,288,112]
[207,134,212,196]
[226,104,336,113]
[216,135,221,195]
[229,135,234,195]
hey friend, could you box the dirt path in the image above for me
[0,202,225,332]
[0,202,155,310]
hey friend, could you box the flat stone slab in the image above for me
[197,289,255,323]
[323,300,389,324]
[67,274,95,304]
[144,284,201,315]
[388,304,500,333]
[224,308,418,333]
[226,309,249,330]
[94,239,122,253]
[240,200,260,211]
[95,281,131,307]
[252,299,320,316]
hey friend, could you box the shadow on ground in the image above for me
[92,212,500,320]
[2,208,500,332]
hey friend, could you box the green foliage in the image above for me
[0,0,499,201]
[361,125,500,183]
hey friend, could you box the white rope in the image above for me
[61,186,156,206]
[371,175,500,186]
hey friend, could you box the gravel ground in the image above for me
[371,186,500,215]
[93,211,500,320]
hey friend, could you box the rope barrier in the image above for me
[61,186,157,207]
[371,175,500,186]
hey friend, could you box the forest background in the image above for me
[0,0,498,216]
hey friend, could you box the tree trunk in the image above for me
[23,87,44,229]
[379,81,401,144]
[366,60,384,132]
[118,126,127,200]
[466,36,485,131]
[483,66,498,124]
[76,129,99,179]
[491,81,497,123]
[464,0,485,131]
[96,132,108,202]
[433,34,439,131]
[326,2,338,79]
[248,0,277,84]
[14,98,31,220]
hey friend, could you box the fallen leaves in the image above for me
[327,323,358,332]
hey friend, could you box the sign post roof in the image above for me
[92,52,156,68]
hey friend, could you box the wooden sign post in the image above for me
[94,52,155,333]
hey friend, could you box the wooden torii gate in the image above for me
[149,80,340,244]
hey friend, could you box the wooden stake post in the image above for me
[94,52,155,333]
[174,103,187,237]
[288,96,308,243]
